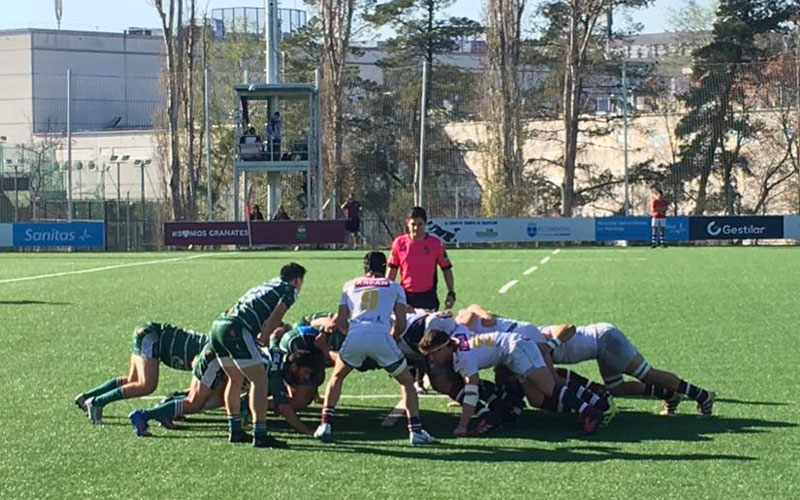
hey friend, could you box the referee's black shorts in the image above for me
[405,289,439,311]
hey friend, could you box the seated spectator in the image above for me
[272,205,291,221]
[249,204,265,221]
[240,126,261,144]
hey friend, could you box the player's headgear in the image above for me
[418,329,452,355]
[407,206,427,222]
[280,262,306,282]
[364,251,387,275]
[287,349,317,369]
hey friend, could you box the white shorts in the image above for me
[505,338,546,378]
[340,325,407,376]
[651,217,666,228]
[596,325,639,375]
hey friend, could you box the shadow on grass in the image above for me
[0,299,71,305]
[716,397,789,407]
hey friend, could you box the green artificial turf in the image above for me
[0,247,798,499]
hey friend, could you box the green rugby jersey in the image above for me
[155,324,208,370]
[277,325,345,356]
[228,278,298,336]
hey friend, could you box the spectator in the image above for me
[267,112,282,161]
[273,205,291,221]
[240,126,260,145]
[341,193,362,249]
[650,188,669,248]
[387,206,455,311]
[249,204,264,221]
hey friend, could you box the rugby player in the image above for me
[539,322,716,416]
[419,326,607,435]
[208,262,305,448]
[313,251,436,445]
[129,347,318,437]
[271,322,345,409]
[651,188,669,248]
[75,322,207,425]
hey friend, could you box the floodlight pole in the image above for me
[622,60,630,216]
[418,59,429,207]
[205,66,213,220]
[266,0,281,219]
[66,69,73,222]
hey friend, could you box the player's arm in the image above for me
[455,373,480,436]
[258,300,289,345]
[387,239,400,281]
[276,403,314,436]
[313,331,338,364]
[333,303,350,334]
[392,301,407,339]
[544,324,576,351]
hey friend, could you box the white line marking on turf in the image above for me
[0,254,211,284]
[523,265,538,275]
[140,393,448,401]
[498,279,519,294]
[540,256,551,265]
[552,248,561,255]
[380,400,406,427]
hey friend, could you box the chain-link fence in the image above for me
[2,53,798,249]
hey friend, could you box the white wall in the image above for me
[0,32,33,144]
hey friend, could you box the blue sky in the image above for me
[0,0,713,36]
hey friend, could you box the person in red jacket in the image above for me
[650,188,669,248]
[388,207,455,311]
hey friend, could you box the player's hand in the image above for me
[453,425,468,436]
[551,324,576,343]
[321,317,337,333]
[445,291,456,309]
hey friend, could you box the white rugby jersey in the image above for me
[451,329,519,378]
[539,323,606,363]
[469,315,545,342]
[341,276,406,330]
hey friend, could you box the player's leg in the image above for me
[630,356,715,417]
[76,362,131,416]
[314,356,353,440]
[651,218,658,248]
[512,340,606,432]
[86,354,159,425]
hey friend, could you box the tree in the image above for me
[153,0,186,220]
[672,0,793,215]
[537,0,652,217]
[484,0,526,215]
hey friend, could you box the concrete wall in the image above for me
[30,30,164,135]
[0,32,33,144]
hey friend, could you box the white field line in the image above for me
[140,393,448,401]
[0,254,211,285]
[540,256,551,265]
[523,265,538,276]
[498,279,519,294]
[552,248,561,255]
[551,257,647,262]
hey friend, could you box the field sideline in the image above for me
[1,247,798,499]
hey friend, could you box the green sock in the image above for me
[144,399,182,422]
[254,419,267,439]
[82,378,122,400]
[228,415,243,434]
[92,387,126,408]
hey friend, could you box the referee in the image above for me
[387,207,455,311]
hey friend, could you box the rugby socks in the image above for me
[557,369,605,394]
[568,381,609,412]
[643,383,675,399]
[677,380,711,403]
[553,384,602,420]
[227,415,243,434]
[321,407,336,424]
[82,378,122,400]
[92,388,126,408]
[652,231,658,246]
[254,419,268,439]
[407,416,422,433]
[143,399,184,421]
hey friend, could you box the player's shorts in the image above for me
[651,217,666,228]
[192,348,226,390]
[345,217,361,234]
[504,338,546,378]
[130,322,160,359]
[209,315,264,369]
[595,324,639,374]
[511,322,546,343]
[339,324,407,376]
[405,289,439,311]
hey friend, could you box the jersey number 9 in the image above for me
[360,289,379,311]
